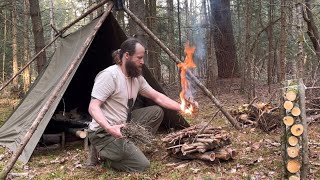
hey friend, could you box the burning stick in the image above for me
[178,42,199,115]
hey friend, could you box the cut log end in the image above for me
[291,124,304,137]
[283,116,294,126]
[287,147,299,158]
[289,175,300,180]
[291,107,301,117]
[286,91,297,101]
[287,159,301,173]
[288,136,299,146]
[284,101,294,110]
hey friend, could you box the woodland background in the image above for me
[0,0,319,98]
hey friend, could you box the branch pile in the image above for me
[162,124,236,162]
[230,101,280,131]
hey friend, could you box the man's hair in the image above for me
[119,38,145,60]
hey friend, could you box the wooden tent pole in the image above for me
[0,2,113,178]
[0,0,109,92]
[123,6,241,130]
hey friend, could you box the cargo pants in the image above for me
[88,105,164,172]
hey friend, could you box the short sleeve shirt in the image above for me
[89,65,152,131]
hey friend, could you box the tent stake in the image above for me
[0,0,109,92]
[123,6,241,130]
[0,2,114,179]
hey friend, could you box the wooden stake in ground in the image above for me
[298,79,309,178]
[122,5,241,130]
[0,3,114,179]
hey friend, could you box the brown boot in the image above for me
[86,143,99,166]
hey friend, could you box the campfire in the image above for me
[178,42,199,115]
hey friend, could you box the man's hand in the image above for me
[105,124,125,138]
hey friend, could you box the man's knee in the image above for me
[152,105,164,120]
[136,158,150,171]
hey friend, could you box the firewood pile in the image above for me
[162,124,237,162]
[230,101,280,132]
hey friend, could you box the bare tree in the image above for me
[210,0,238,78]
[29,0,47,73]
[12,0,19,89]
[23,0,31,92]
[279,0,287,82]
[146,0,161,81]
[167,0,176,83]
[2,10,7,82]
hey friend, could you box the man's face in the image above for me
[125,43,145,77]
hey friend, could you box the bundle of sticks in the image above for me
[162,124,236,162]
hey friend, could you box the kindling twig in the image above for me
[192,110,221,143]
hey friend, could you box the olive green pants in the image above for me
[88,105,164,172]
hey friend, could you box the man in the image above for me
[88,38,181,172]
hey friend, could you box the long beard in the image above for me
[126,60,142,77]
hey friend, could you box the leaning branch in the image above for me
[123,6,241,130]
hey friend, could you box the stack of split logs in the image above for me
[230,100,280,131]
[162,124,236,162]
[282,81,307,180]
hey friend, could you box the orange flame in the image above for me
[178,42,196,114]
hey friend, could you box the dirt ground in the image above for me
[0,79,320,179]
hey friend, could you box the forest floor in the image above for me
[0,78,320,179]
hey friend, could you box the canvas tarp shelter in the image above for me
[0,13,188,163]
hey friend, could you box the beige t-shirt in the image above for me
[89,65,152,131]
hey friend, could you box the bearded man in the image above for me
[87,38,181,172]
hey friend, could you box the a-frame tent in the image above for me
[0,12,188,163]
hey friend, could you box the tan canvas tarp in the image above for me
[0,17,100,163]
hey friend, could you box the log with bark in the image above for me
[162,124,236,162]
[230,101,280,131]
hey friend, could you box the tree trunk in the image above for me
[184,0,190,40]
[304,0,320,79]
[96,0,104,15]
[279,0,287,82]
[267,0,275,91]
[167,0,176,83]
[241,0,253,99]
[23,0,31,93]
[49,0,56,51]
[89,0,94,20]
[210,0,238,78]
[177,0,182,61]
[29,0,47,73]
[2,10,7,82]
[12,0,19,89]
[129,0,147,63]
[146,0,161,81]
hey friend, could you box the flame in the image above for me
[178,42,196,115]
